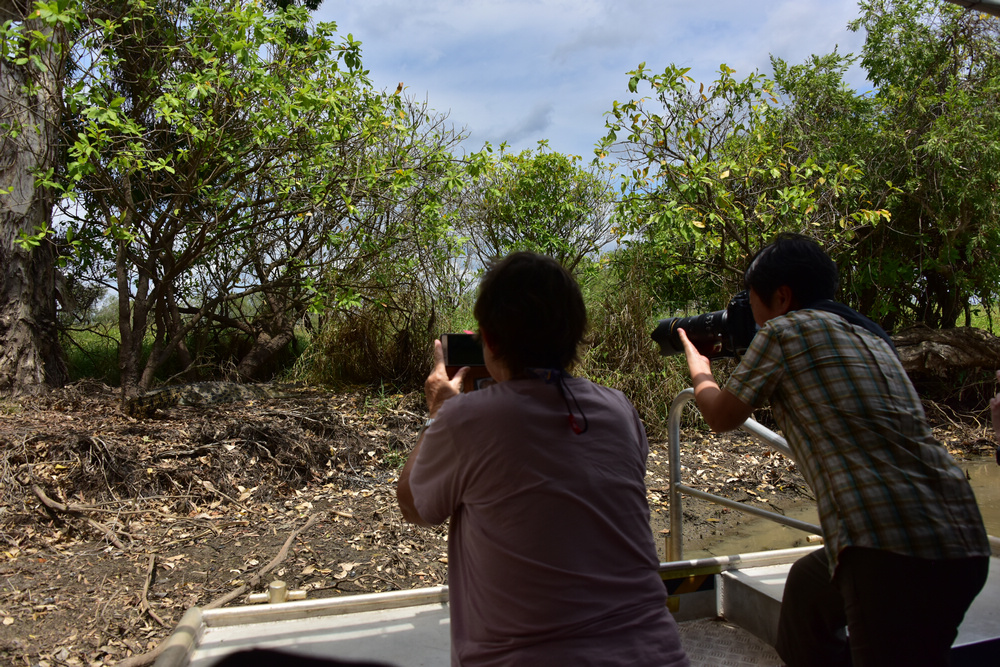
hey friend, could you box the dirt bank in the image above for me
[0,382,992,666]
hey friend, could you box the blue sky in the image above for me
[312,1,870,159]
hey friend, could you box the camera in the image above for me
[441,333,493,392]
[651,290,757,359]
[441,333,485,366]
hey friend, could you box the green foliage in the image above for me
[39,0,470,390]
[957,305,997,333]
[576,251,693,439]
[297,100,473,389]
[61,326,121,384]
[1,0,79,68]
[842,0,1000,329]
[302,137,622,390]
[14,223,52,251]
[458,142,617,271]
[599,62,881,310]
[600,2,1000,333]
[296,289,437,390]
[11,0,999,419]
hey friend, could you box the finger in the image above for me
[432,339,446,370]
[452,366,470,389]
[678,327,711,365]
[678,328,696,352]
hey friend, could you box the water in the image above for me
[685,458,1000,559]
[964,458,1000,536]
[685,502,821,559]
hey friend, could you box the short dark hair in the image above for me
[473,252,587,374]
[744,233,838,305]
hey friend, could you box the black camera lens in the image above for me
[651,311,728,357]
[651,291,757,359]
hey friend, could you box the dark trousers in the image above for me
[775,547,988,667]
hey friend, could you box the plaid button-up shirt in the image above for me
[726,309,989,572]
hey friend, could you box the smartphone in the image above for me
[441,333,485,367]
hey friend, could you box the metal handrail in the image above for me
[666,388,821,561]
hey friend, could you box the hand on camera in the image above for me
[425,339,468,418]
[678,328,710,368]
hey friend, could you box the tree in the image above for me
[220,95,469,384]
[458,143,616,272]
[599,63,881,311]
[54,0,465,393]
[845,0,1000,329]
[601,0,1000,333]
[0,0,72,393]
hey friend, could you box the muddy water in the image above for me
[685,501,820,559]
[964,458,1000,536]
[684,458,1000,560]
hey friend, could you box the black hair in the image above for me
[743,233,838,305]
[473,252,587,375]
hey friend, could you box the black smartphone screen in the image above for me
[442,333,485,367]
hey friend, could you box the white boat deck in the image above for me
[154,548,1000,667]
[171,599,783,667]
[185,595,451,666]
[719,556,1000,654]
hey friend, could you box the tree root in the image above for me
[141,555,168,627]
[204,512,318,609]
[31,484,127,550]
[115,513,319,667]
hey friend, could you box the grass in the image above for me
[60,324,310,387]
[61,326,121,385]
[956,307,997,334]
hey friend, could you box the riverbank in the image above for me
[0,382,994,666]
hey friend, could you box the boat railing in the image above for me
[666,388,821,561]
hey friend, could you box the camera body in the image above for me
[441,332,485,367]
[651,290,757,359]
[441,333,493,391]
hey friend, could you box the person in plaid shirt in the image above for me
[678,233,989,667]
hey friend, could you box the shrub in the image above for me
[578,253,696,440]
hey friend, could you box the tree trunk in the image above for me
[117,234,149,398]
[236,328,296,381]
[0,4,68,394]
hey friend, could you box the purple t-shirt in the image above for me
[410,377,688,666]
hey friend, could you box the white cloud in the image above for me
[500,103,555,146]
[313,0,869,157]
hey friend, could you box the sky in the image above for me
[311,1,871,160]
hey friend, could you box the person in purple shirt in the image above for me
[397,252,688,667]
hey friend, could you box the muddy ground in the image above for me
[0,381,994,667]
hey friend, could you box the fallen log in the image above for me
[893,326,1000,412]
[895,326,1000,377]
